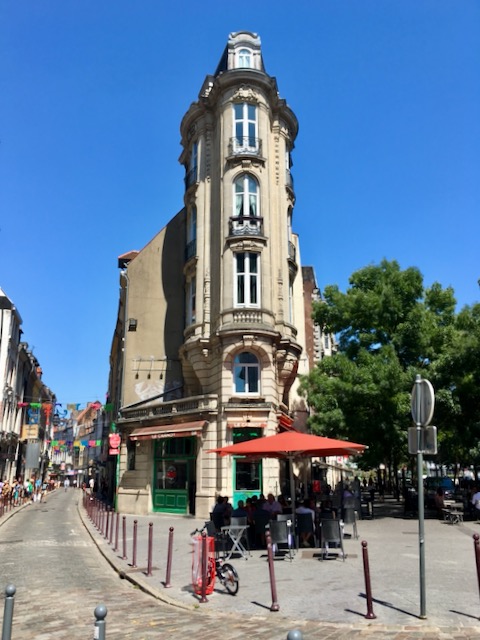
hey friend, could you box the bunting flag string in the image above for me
[16,401,114,416]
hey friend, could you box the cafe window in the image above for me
[233,427,262,492]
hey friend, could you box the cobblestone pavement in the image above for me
[1,491,480,639]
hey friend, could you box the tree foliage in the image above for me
[299,259,465,470]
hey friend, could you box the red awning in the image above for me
[129,420,207,441]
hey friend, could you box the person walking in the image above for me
[64,477,70,491]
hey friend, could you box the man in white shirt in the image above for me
[471,487,480,519]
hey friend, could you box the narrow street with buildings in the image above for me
[2,489,480,639]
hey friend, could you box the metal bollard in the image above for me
[108,509,114,545]
[146,522,153,576]
[132,520,138,568]
[361,540,376,619]
[2,584,16,640]
[286,631,304,640]
[200,531,208,603]
[114,512,119,551]
[93,604,107,640]
[164,526,174,588]
[473,534,480,598]
[122,516,127,560]
[105,507,110,540]
[266,529,280,611]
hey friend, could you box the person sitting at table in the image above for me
[231,499,248,519]
[434,487,445,518]
[471,486,480,520]
[296,498,316,547]
[212,495,229,528]
[262,493,283,517]
[278,494,292,514]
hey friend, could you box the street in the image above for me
[2,490,480,639]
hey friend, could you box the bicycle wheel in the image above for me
[221,563,239,595]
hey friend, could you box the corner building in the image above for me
[112,32,313,519]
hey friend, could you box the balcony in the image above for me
[229,216,264,237]
[119,394,218,424]
[227,137,263,159]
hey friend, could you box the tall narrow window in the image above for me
[235,252,259,307]
[185,206,197,261]
[234,174,259,224]
[233,352,260,394]
[186,276,196,325]
[237,48,252,68]
[233,103,257,151]
[186,141,198,189]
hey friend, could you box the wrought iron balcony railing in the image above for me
[228,137,262,157]
[184,167,198,190]
[229,216,263,236]
[185,238,196,262]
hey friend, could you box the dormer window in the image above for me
[237,48,252,68]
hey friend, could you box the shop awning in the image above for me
[129,420,207,441]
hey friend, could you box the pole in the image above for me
[1,584,16,640]
[288,455,297,547]
[415,374,427,618]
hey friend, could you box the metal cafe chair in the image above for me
[342,507,359,539]
[296,512,317,548]
[320,518,345,561]
[268,520,295,561]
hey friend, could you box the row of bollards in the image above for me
[1,584,107,640]
[84,494,174,588]
[82,493,480,624]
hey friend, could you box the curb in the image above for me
[76,498,197,612]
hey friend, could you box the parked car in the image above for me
[424,476,455,508]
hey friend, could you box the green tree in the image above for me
[300,260,457,475]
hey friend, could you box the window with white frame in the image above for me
[234,252,259,307]
[233,352,260,394]
[237,48,252,68]
[186,275,196,325]
[186,141,198,188]
[187,206,197,243]
[234,174,259,223]
[233,103,257,151]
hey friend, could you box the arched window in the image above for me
[237,48,252,68]
[234,174,259,219]
[233,352,260,394]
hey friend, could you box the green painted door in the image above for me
[153,437,196,514]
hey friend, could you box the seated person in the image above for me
[231,499,248,519]
[434,487,445,517]
[296,499,316,547]
[212,496,229,528]
[262,493,283,517]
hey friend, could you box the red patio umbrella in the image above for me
[208,431,367,535]
[208,430,366,459]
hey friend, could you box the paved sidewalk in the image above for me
[76,493,480,638]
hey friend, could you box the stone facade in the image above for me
[111,32,322,518]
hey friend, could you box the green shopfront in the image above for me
[129,421,205,515]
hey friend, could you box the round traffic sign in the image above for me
[411,377,435,426]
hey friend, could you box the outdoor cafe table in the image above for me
[221,524,250,560]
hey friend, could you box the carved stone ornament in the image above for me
[232,85,257,103]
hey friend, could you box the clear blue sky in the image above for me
[1,1,479,407]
